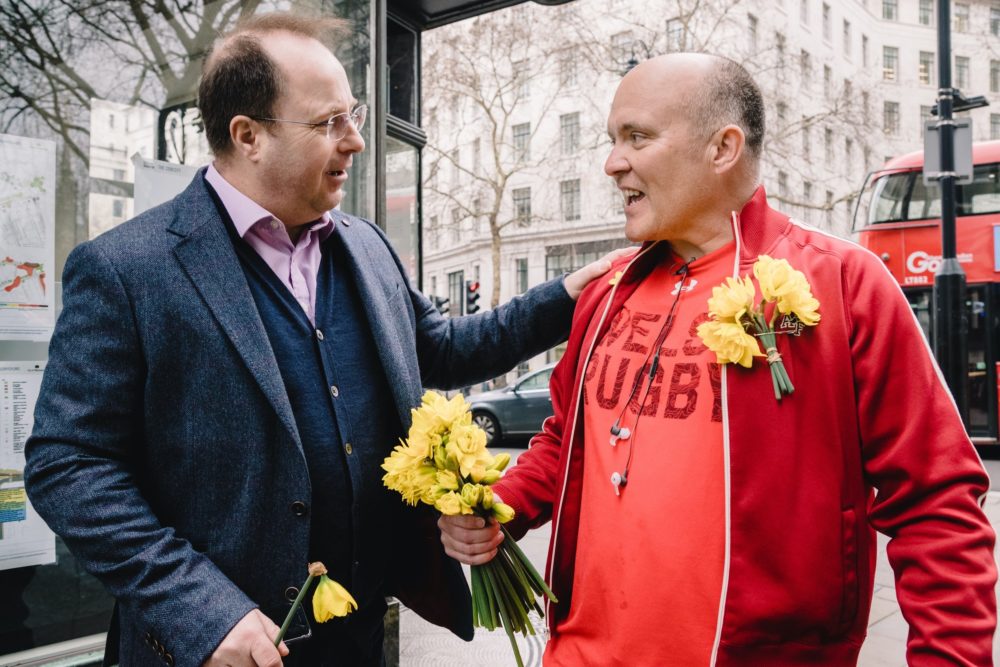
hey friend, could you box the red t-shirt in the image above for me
[544,242,735,666]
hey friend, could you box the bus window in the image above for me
[907,174,941,220]
[905,289,932,341]
[868,172,911,223]
[960,163,1000,215]
[967,286,989,433]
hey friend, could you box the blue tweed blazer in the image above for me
[24,171,574,667]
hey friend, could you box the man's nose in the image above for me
[338,123,366,154]
[604,146,627,176]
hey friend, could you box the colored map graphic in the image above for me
[0,257,45,306]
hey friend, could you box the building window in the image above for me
[955,56,970,89]
[448,270,465,316]
[883,0,898,21]
[822,3,831,41]
[560,112,580,155]
[919,51,935,85]
[954,3,970,32]
[775,32,786,70]
[842,20,851,56]
[862,34,869,67]
[778,171,789,198]
[113,199,124,217]
[825,190,834,226]
[920,105,934,136]
[559,49,577,87]
[545,240,622,280]
[992,60,1000,93]
[450,148,460,187]
[512,187,531,225]
[991,114,1000,140]
[823,65,832,97]
[450,207,461,244]
[513,59,529,97]
[776,102,787,126]
[843,78,852,102]
[862,91,871,121]
[430,275,437,296]
[800,50,811,81]
[800,0,809,25]
[920,0,934,25]
[824,127,834,162]
[515,257,528,294]
[666,18,684,51]
[883,101,900,135]
[748,14,759,51]
[560,179,581,221]
[992,6,1000,36]
[883,46,898,81]
[803,181,813,220]
[844,137,853,166]
[512,122,530,162]
[612,31,633,68]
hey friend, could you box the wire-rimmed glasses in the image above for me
[251,104,367,140]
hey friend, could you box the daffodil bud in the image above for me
[461,483,484,507]
[312,574,357,622]
[481,487,495,509]
[481,469,501,485]
[490,453,511,472]
[492,502,515,524]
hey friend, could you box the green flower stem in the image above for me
[500,525,558,602]
[482,562,525,667]
[274,572,316,647]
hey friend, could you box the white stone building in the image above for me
[421,0,1000,377]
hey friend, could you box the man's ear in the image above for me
[710,124,745,175]
[229,115,263,162]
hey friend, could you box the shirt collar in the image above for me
[206,162,335,240]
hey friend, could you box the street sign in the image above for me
[924,117,973,185]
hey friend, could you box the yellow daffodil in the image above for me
[492,502,515,523]
[753,255,821,326]
[706,275,757,323]
[435,490,473,515]
[445,422,493,477]
[435,470,460,491]
[312,573,358,621]
[461,483,485,507]
[696,319,763,368]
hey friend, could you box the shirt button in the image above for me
[291,500,308,516]
[316,329,325,341]
[344,442,353,455]
[330,385,339,398]
[270,219,280,230]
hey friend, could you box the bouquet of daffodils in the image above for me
[696,255,820,400]
[382,391,556,667]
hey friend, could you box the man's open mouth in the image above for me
[623,188,645,206]
[327,170,346,177]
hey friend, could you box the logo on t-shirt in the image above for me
[670,278,698,295]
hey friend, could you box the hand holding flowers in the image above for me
[382,391,555,667]
[697,255,820,400]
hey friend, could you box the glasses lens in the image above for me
[327,106,367,140]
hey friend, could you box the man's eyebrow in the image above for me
[608,122,649,136]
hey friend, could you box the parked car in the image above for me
[469,364,555,446]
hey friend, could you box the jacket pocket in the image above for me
[838,507,860,633]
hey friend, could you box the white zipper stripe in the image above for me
[545,243,661,619]
[785,217,991,490]
[709,211,741,666]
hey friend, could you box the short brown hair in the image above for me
[197,12,349,156]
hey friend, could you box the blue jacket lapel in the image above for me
[168,173,301,446]
[332,211,421,427]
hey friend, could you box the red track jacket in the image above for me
[495,187,997,666]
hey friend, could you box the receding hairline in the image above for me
[203,12,349,75]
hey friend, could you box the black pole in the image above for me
[932,0,968,423]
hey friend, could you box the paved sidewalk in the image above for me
[399,451,1000,666]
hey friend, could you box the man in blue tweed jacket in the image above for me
[24,12,614,667]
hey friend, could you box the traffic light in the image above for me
[465,280,481,314]
[432,295,450,315]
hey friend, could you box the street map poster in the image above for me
[0,134,56,342]
[0,362,55,571]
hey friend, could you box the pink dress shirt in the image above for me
[205,164,334,324]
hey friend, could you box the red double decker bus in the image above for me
[855,140,1000,447]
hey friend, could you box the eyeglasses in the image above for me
[251,104,367,140]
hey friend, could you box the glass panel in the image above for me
[387,18,418,125]
[385,136,419,282]
[967,285,989,433]
[868,173,911,223]
[905,289,932,342]
[0,0,372,660]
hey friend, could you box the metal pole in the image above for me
[933,0,969,423]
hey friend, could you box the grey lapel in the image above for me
[333,211,421,427]
[167,173,301,447]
